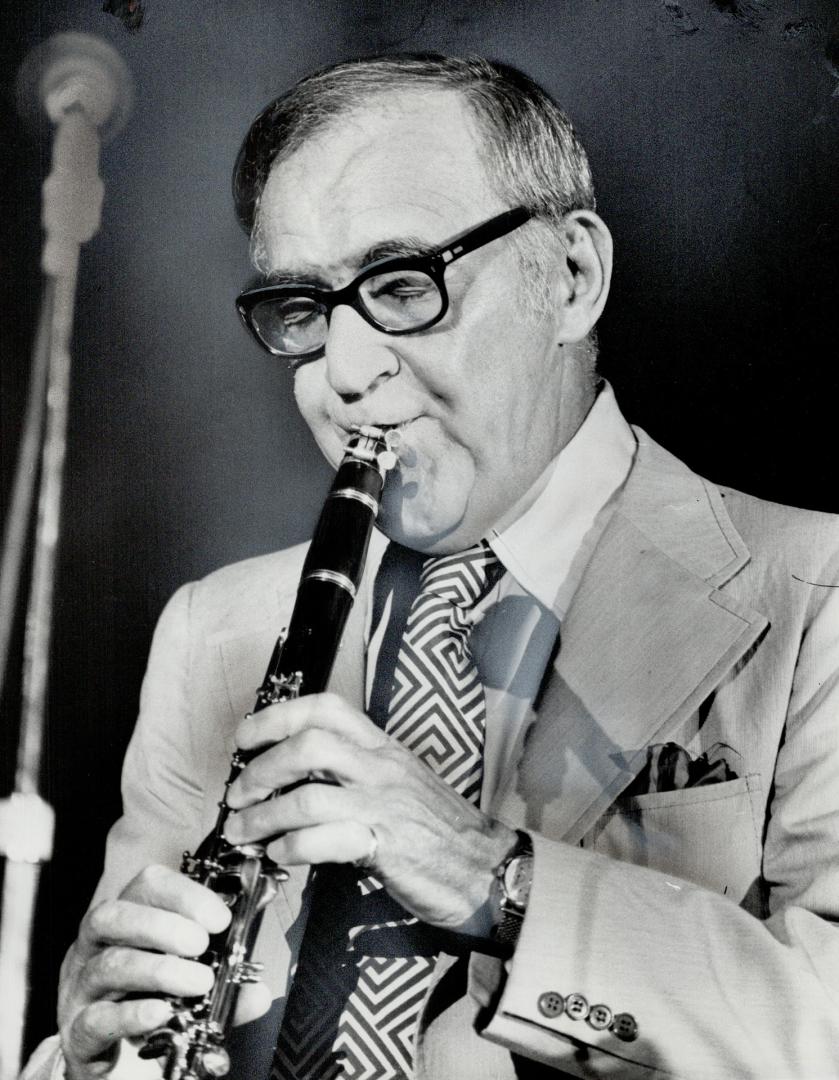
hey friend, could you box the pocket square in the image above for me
[624,741,741,797]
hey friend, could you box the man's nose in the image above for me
[323,304,400,401]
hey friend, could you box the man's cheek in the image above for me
[292,367,323,421]
[382,449,476,537]
[293,386,341,467]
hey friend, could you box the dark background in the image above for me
[1,0,837,1059]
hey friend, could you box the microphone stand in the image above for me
[0,35,131,1080]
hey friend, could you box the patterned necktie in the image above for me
[273,542,502,1080]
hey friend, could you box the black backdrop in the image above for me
[1,0,837,1058]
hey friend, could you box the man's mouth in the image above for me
[341,418,418,436]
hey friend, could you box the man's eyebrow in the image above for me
[254,267,330,288]
[359,236,437,265]
[250,235,439,290]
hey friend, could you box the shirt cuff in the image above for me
[18,1036,65,1080]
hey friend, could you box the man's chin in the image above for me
[377,501,481,555]
[376,448,482,553]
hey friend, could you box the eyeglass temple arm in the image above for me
[439,207,533,266]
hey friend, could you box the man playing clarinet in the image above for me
[24,53,839,1080]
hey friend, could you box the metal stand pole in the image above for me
[0,34,131,1073]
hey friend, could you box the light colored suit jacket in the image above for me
[25,430,839,1079]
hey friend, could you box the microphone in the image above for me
[16,31,133,142]
[15,33,133,275]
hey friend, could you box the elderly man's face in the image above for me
[257,91,587,552]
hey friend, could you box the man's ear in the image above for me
[554,210,613,344]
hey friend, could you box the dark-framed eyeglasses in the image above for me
[235,205,533,363]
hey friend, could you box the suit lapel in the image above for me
[492,432,769,844]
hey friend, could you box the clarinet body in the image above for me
[139,427,399,1080]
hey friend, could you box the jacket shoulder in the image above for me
[629,426,839,583]
[633,426,839,554]
[174,543,309,641]
[714,483,839,573]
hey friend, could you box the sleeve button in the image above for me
[537,991,565,1018]
[610,1012,639,1042]
[564,992,590,1020]
[587,1003,613,1030]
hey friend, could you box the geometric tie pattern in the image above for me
[385,543,502,801]
[273,542,502,1080]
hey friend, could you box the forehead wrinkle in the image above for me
[256,92,502,285]
[263,91,496,220]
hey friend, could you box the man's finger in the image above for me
[233,981,273,1027]
[266,820,377,868]
[66,998,173,1064]
[225,780,357,845]
[77,898,210,960]
[235,692,384,752]
[80,946,215,1001]
[227,726,371,808]
[118,864,232,934]
[66,985,271,1067]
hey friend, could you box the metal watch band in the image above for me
[491,829,533,955]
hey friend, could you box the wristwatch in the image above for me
[491,829,533,953]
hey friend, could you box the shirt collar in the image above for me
[488,381,637,614]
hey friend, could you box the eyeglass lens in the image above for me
[250,268,444,356]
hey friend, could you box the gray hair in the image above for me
[234,53,597,332]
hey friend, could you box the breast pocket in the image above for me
[586,775,763,903]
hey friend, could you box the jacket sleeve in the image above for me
[470,583,839,1078]
[21,583,202,1080]
[91,581,207,903]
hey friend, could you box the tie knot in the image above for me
[419,541,502,608]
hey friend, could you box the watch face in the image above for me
[503,855,533,908]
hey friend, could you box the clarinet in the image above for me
[139,426,400,1080]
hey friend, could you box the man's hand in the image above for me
[57,865,271,1079]
[224,692,517,936]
